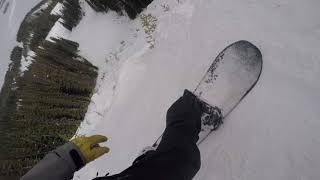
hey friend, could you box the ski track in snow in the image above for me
[18,0,318,179]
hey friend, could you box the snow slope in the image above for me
[68,0,320,179]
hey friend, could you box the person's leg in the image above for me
[157,89,202,149]
[155,89,202,178]
[94,90,203,180]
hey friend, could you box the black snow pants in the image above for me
[95,90,202,180]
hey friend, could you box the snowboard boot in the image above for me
[183,89,223,130]
[183,89,223,144]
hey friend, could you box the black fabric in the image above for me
[69,149,85,170]
[94,90,202,180]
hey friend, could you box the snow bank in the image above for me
[65,0,320,179]
[68,2,141,136]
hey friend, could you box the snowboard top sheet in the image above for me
[194,40,263,117]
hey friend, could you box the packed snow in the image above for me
[66,0,320,179]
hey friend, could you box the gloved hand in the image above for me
[71,135,110,163]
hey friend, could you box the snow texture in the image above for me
[68,0,320,179]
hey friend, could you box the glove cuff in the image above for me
[54,142,86,171]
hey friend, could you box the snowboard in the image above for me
[153,40,263,147]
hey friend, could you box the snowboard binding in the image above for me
[196,101,223,144]
[200,102,223,131]
[184,89,223,132]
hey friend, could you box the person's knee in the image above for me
[166,90,202,127]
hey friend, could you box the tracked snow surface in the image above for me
[67,0,320,179]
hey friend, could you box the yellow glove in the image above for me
[71,135,110,163]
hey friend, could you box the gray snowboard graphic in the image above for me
[153,40,263,147]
